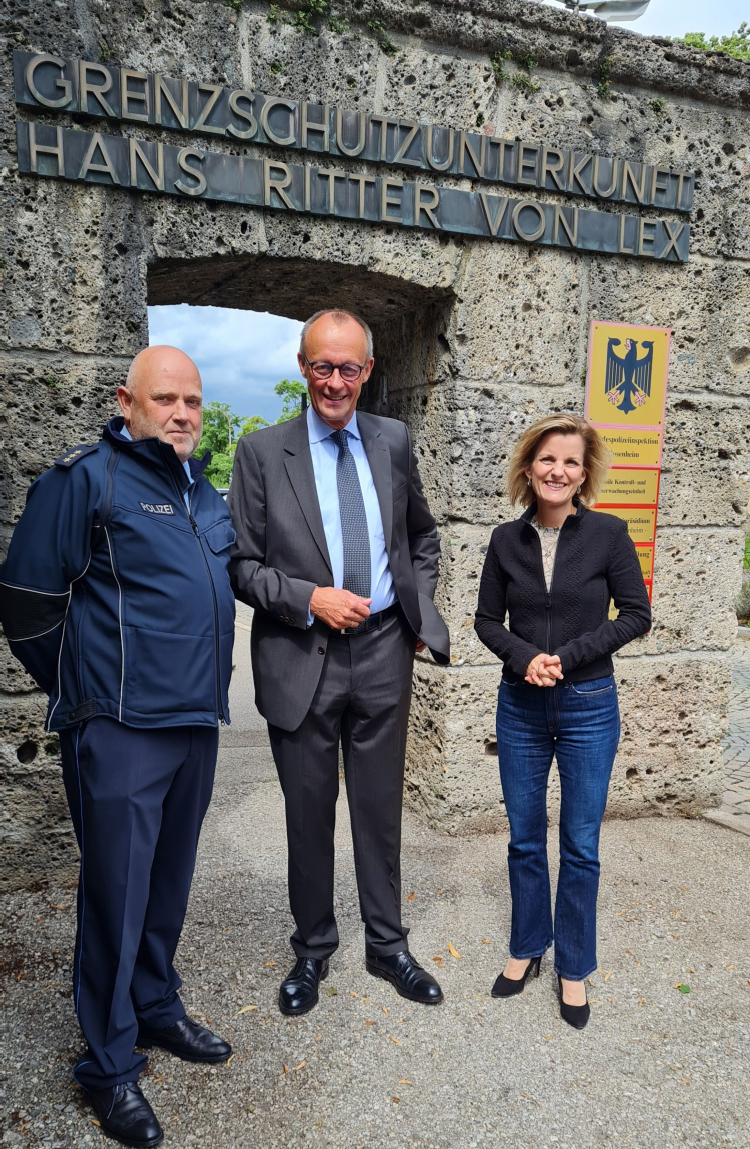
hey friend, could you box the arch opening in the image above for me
[146,252,456,497]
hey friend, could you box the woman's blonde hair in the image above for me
[506,413,612,508]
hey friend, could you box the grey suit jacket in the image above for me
[227,411,450,731]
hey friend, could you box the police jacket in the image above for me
[0,417,236,731]
[474,501,651,682]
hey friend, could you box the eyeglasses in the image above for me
[302,356,366,384]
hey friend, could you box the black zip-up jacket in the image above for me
[474,502,652,682]
[0,417,236,731]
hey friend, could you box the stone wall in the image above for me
[1,0,748,886]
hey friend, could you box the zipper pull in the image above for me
[188,513,200,537]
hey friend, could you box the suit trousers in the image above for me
[267,609,415,960]
[58,717,218,1091]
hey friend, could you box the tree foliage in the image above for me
[195,380,306,488]
[275,378,308,422]
[680,23,750,62]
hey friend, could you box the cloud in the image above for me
[148,304,303,424]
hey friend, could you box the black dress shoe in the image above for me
[85,1082,163,1148]
[137,1016,232,1063]
[491,955,542,998]
[557,975,590,1030]
[366,950,444,1004]
[278,957,330,1016]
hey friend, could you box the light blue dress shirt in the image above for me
[307,404,396,614]
[119,423,194,508]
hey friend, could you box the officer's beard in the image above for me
[127,414,202,463]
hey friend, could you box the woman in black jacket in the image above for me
[474,413,651,1029]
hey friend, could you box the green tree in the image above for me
[202,451,235,487]
[679,23,749,62]
[274,378,307,422]
[195,383,308,488]
[195,402,243,487]
[238,414,271,436]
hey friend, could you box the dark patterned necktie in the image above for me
[331,429,371,600]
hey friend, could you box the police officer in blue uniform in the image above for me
[0,346,236,1148]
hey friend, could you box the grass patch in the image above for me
[367,18,398,56]
[596,54,613,100]
[490,49,513,85]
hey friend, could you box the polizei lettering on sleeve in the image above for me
[140,501,175,515]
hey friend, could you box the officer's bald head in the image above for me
[125,345,201,396]
[118,346,204,462]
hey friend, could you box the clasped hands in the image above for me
[309,587,426,651]
[525,653,563,687]
[310,586,372,630]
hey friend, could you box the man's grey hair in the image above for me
[299,309,374,361]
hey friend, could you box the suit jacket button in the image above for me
[317,646,325,655]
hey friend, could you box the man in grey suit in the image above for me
[228,308,450,1015]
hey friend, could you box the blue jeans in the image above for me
[496,675,620,981]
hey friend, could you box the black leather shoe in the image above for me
[137,1016,232,1063]
[491,955,542,998]
[85,1082,163,1148]
[557,975,590,1030]
[366,950,444,1004]
[278,957,330,1016]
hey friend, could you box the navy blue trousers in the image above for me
[59,717,218,1091]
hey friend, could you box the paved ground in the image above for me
[2,611,750,1147]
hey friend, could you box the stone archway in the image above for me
[146,247,455,461]
[3,0,749,890]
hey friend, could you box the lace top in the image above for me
[531,518,560,590]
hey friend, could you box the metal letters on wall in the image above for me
[13,51,695,262]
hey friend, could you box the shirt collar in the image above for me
[307,403,361,445]
[119,422,194,484]
[521,500,586,527]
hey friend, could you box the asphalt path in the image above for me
[2,608,749,1147]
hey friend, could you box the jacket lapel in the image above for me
[359,413,393,553]
[283,415,333,576]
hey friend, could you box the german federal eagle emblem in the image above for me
[604,337,654,415]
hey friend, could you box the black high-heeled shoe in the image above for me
[491,956,542,998]
[557,975,590,1029]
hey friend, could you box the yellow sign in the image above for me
[635,545,655,580]
[590,505,657,544]
[585,321,671,430]
[586,320,670,602]
[597,428,663,467]
[598,467,660,507]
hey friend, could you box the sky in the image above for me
[148,305,303,424]
[539,0,746,36]
[149,0,743,419]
